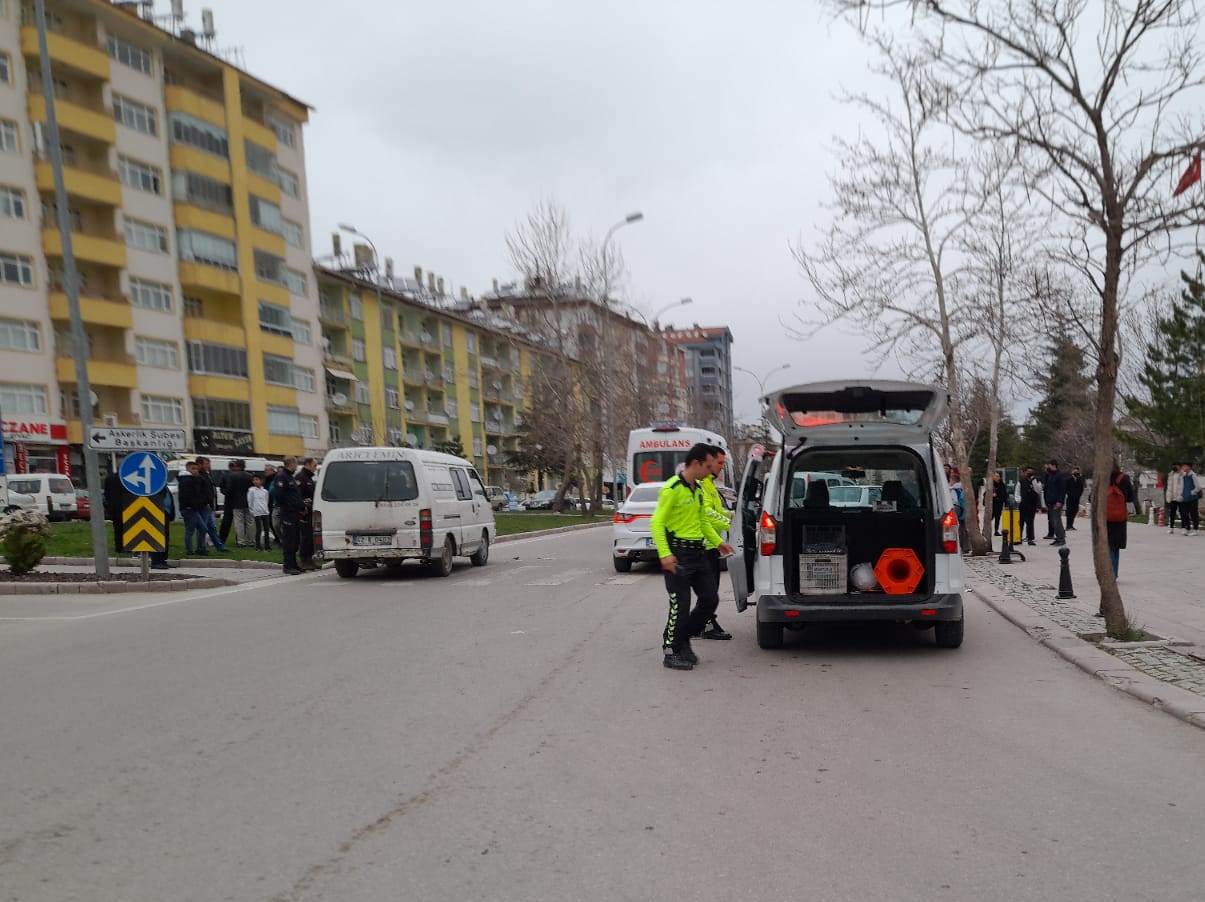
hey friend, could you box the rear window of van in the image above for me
[320,461,419,502]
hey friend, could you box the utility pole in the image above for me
[599,212,642,504]
[35,0,109,576]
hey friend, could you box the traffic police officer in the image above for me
[697,445,733,640]
[650,443,734,670]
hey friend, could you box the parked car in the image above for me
[828,484,882,508]
[74,489,91,519]
[730,380,965,650]
[312,446,495,579]
[525,490,558,511]
[5,473,77,521]
[486,485,508,512]
[611,482,664,572]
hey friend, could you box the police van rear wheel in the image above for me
[934,616,964,648]
[612,557,633,573]
[756,619,784,649]
[470,532,489,566]
[334,560,358,579]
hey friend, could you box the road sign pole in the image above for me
[140,551,149,583]
[35,0,108,578]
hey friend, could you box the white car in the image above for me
[312,446,495,579]
[829,484,883,508]
[730,380,965,650]
[612,481,664,572]
[5,473,77,521]
[2,489,37,513]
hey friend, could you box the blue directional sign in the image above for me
[118,451,167,498]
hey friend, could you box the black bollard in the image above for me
[1056,546,1076,598]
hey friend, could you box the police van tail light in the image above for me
[758,511,778,556]
[941,509,959,554]
[419,508,433,555]
[311,510,323,552]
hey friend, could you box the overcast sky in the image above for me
[199,0,906,420]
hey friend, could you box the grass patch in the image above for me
[494,512,603,537]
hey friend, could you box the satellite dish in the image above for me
[89,391,99,407]
[332,392,347,406]
[404,400,415,411]
[406,433,418,444]
[487,444,497,455]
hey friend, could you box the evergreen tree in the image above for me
[1120,264,1205,469]
[1020,334,1095,471]
[432,437,466,458]
[970,417,1023,471]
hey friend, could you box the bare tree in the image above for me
[828,0,1205,637]
[792,35,993,553]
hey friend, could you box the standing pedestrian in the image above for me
[697,445,733,641]
[219,460,254,547]
[650,443,733,670]
[195,457,226,552]
[1165,462,1183,533]
[1178,461,1201,535]
[1065,466,1085,531]
[274,456,303,575]
[262,463,280,546]
[1043,459,1067,546]
[990,471,1007,536]
[103,466,128,554]
[177,460,207,554]
[248,475,271,551]
[297,457,318,571]
[948,467,968,551]
[1103,462,1138,582]
[1017,466,1041,546]
[149,484,174,570]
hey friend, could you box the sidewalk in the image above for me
[983,516,1205,651]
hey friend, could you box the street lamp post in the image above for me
[599,212,643,502]
[734,363,792,398]
[337,223,384,444]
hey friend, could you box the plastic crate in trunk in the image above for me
[799,525,846,595]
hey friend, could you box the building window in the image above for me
[244,139,278,182]
[124,218,169,254]
[193,398,251,431]
[20,4,63,31]
[268,112,297,148]
[290,316,311,345]
[300,415,318,439]
[253,249,285,284]
[113,94,157,136]
[0,185,24,219]
[141,394,183,425]
[107,35,152,75]
[249,195,283,234]
[284,267,306,296]
[0,119,17,153]
[466,332,477,354]
[0,382,47,415]
[383,348,397,370]
[349,295,363,320]
[473,437,483,457]
[267,405,304,436]
[470,403,480,422]
[352,338,366,362]
[169,112,228,158]
[171,171,232,213]
[282,219,303,249]
[118,156,162,194]
[258,301,292,336]
[385,387,400,409]
[294,366,315,393]
[179,229,238,270]
[187,340,247,378]
[41,199,80,232]
[263,353,296,387]
[183,295,202,317]
[129,277,173,312]
[441,323,453,346]
[0,252,34,287]
[380,306,394,333]
[135,336,179,369]
[277,166,300,198]
[354,382,371,405]
[0,51,10,84]
[0,318,39,352]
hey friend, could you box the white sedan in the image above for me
[611,482,664,572]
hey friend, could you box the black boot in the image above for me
[677,640,699,665]
[663,651,693,670]
[702,619,732,640]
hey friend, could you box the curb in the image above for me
[0,576,234,595]
[495,520,609,543]
[42,556,280,570]
[968,582,1205,731]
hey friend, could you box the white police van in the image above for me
[729,380,965,649]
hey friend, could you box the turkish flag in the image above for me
[1173,153,1200,197]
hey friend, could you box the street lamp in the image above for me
[599,211,644,502]
[337,223,384,443]
[652,296,692,327]
[734,363,792,397]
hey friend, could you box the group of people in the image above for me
[175,456,321,575]
[649,442,735,671]
[1163,462,1202,536]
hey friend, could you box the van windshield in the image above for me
[49,478,73,494]
[320,461,419,502]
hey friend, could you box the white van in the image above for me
[312,447,496,579]
[6,473,77,521]
[164,455,282,517]
[730,380,965,650]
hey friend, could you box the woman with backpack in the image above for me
[1104,463,1138,578]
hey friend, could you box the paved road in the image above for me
[2,528,1203,902]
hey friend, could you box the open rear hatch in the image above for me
[766,381,947,445]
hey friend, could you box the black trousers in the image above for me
[220,505,234,544]
[255,515,271,549]
[661,548,719,652]
[280,516,300,571]
[299,515,314,562]
[150,520,170,565]
[1184,501,1201,531]
[1066,501,1081,529]
[991,499,1004,533]
[1020,505,1037,543]
[704,549,722,628]
[1168,501,1180,528]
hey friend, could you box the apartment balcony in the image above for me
[35,161,121,207]
[425,374,445,390]
[28,94,115,145]
[48,292,132,330]
[21,27,109,80]
[174,203,236,240]
[323,349,355,374]
[184,317,246,345]
[426,412,450,426]
[325,393,354,415]
[418,332,436,347]
[169,145,230,184]
[480,354,501,370]
[57,355,138,389]
[179,261,241,298]
[319,303,348,327]
[42,229,126,269]
[243,116,277,152]
[164,84,227,128]
[399,331,425,348]
[402,370,426,387]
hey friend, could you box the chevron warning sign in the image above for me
[122,496,166,553]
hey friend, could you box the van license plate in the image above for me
[352,535,392,547]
